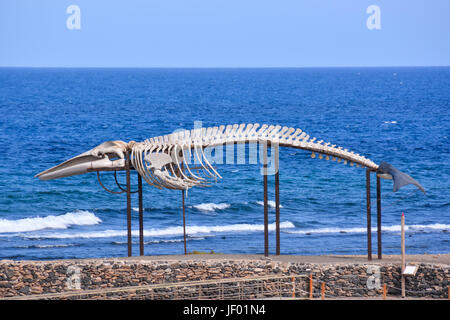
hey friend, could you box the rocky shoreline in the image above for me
[0,255,448,299]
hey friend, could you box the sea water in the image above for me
[0,67,448,260]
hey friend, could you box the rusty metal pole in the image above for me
[263,142,269,257]
[138,174,144,256]
[125,150,132,257]
[376,175,382,260]
[275,144,280,256]
[366,169,372,261]
[321,282,325,300]
[291,277,295,298]
[182,189,187,255]
[401,212,406,298]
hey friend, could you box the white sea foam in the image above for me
[192,203,231,212]
[256,201,283,208]
[0,210,101,233]
[15,244,76,249]
[23,221,296,239]
[383,121,398,124]
[112,238,206,245]
[283,223,450,235]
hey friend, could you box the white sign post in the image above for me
[400,212,419,298]
[401,212,405,298]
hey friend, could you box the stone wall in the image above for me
[0,259,448,299]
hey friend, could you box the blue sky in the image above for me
[0,0,449,67]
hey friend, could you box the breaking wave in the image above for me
[22,221,296,239]
[192,203,231,212]
[0,210,101,233]
[256,201,283,208]
[283,223,450,235]
[112,237,206,245]
[14,244,76,249]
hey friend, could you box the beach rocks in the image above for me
[0,259,448,299]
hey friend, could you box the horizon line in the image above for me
[0,65,449,69]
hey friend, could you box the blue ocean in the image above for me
[0,67,449,260]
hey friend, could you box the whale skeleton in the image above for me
[36,123,424,194]
[35,123,426,259]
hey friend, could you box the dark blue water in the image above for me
[0,67,449,260]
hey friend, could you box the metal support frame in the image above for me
[96,170,137,194]
[182,189,187,255]
[138,174,144,256]
[366,169,372,261]
[376,175,382,260]
[274,144,280,256]
[91,145,383,260]
[401,212,406,297]
[263,142,269,257]
[92,163,142,257]
[125,150,132,257]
